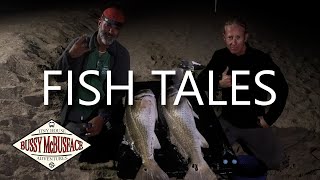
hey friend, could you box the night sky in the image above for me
[0,0,319,63]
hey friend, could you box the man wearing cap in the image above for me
[55,3,129,164]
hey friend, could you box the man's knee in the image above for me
[65,122,85,138]
[231,142,248,156]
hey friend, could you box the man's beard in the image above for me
[99,30,116,46]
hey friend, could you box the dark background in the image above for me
[1,0,318,18]
[1,0,317,29]
[1,0,318,57]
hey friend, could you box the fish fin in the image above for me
[153,97,159,122]
[196,130,209,148]
[124,128,131,143]
[157,97,165,125]
[193,111,199,119]
[184,162,217,180]
[124,127,136,151]
[187,100,199,119]
[123,111,129,141]
[123,107,137,152]
[153,133,161,149]
[170,134,189,160]
[135,160,169,180]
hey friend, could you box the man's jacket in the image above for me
[197,45,288,128]
[55,31,130,126]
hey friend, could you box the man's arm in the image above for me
[54,38,78,82]
[197,52,223,92]
[55,36,90,82]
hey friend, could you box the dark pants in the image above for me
[219,117,285,170]
[65,122,123,164]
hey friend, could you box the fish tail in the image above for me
[184,162,217,180]
[135,160,169,180]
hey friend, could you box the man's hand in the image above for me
[219,66,232,88]
[257,116,270,128]
[85,116,104,137]
[68,35,90,59]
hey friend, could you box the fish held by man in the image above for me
[123,89,169,180]
[160,86,217,180]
